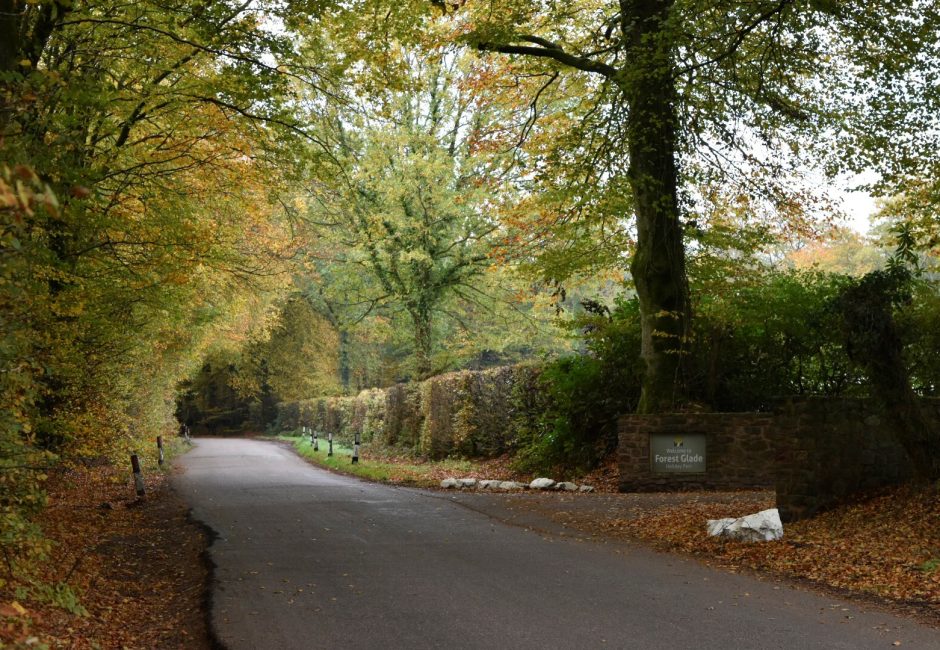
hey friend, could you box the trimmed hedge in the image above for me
[274,364,543,459]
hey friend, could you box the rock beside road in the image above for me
[706,508,784,542]
[439,477,595,493]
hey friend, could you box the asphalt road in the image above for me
[173,438,939,650]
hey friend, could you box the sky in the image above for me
[842,190,877,234]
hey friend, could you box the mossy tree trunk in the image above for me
[339,328,351,395]
[411,305,434,380]
[620,0,689,413]
[476,0,690,413]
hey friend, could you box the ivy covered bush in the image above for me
[690,270,856,411]
[276,365,544,460]
[512,298,643,475]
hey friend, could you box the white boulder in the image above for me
[706,508,784,542]
[556,482,578,492]
[578,485,595,493]
[456,478,478,488]
[498,481,526,491]
[440,478,459,489]
[478,479,502,490]
[529,478,556,490]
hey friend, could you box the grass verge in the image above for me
[277,435,519,487]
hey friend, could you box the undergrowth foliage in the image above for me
[275,268,940,478]
[1,166,58,588]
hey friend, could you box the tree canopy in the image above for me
[418,0,940,410]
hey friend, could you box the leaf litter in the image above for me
[0,465,211,648]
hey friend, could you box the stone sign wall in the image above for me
[618,413,776,492]
[618,398,940,523]
[649,433,707,473]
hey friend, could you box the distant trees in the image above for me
[301,51,540,379]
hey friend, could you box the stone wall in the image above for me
[618,398,940,523]
[772,398,935,522]
[618,413,777,492]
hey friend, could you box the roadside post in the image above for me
[313,429,319,451]
[157,436,164,466]
[328,431,333,457]
[131,454,145,497]
[352,431,360,464]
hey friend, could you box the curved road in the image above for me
[173,438,938,649]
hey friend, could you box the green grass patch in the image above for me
[277,435,439,486]
[920,558,940,574]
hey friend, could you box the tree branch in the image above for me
[476,37,618,78]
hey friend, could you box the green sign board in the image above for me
[650,433,706,473]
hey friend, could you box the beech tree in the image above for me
[304,52,515,378]
[423,0,940,412]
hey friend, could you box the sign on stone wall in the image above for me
[650,433,706,473]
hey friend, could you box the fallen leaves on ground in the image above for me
[0,464,211,648]
[572,485,940,615]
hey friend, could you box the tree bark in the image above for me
[339,328,351,395]
[0,1,22,76]
[619,0,689,413]
[411,307,433,380]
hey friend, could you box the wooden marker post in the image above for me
[328,431,333,457]
[352,431,360,464]
[131,454,145,497]
[157,436,164,466]
[313,429,319,451]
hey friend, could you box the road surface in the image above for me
[173,438,939,649]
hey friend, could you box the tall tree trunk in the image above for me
[411,308,433,380]
[338,328,351,395]
[620,0,689,413]
[0,1,21,76]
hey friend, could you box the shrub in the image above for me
[513,299,643,475]
[690,269,857,410]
